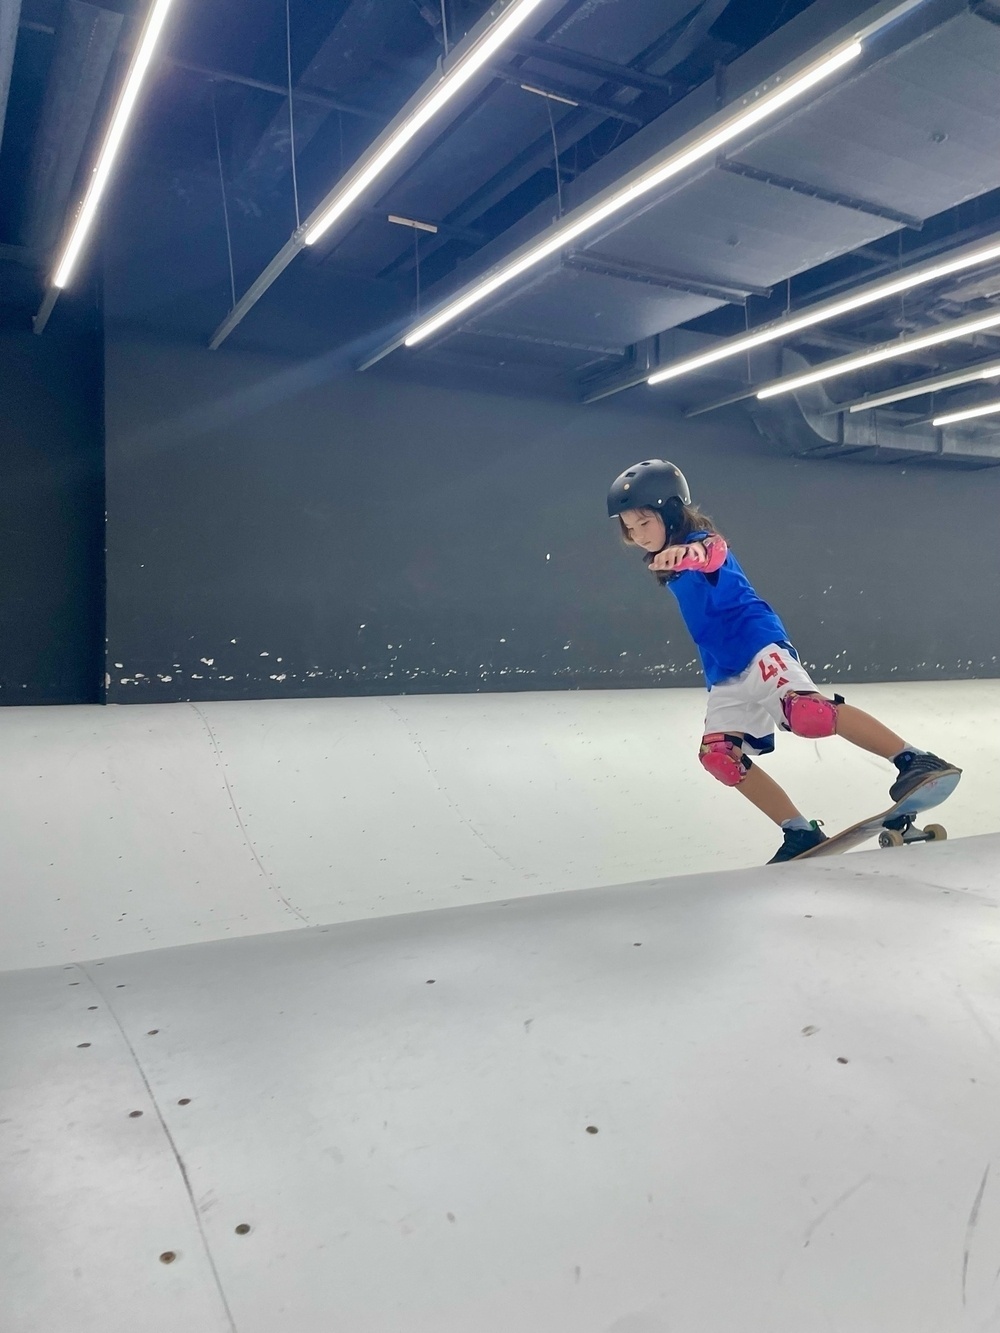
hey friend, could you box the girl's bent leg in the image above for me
[835,702,905,760]
[738,763,802,826]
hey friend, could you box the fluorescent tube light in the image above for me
[932,397,1000,427]
[52,0,175,289]
[846,359,1000,413]
[648,237,1000,387]
[403,39,862,347]
[756,309,1000,400]
[304,0,549,247]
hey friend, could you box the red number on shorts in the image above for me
[758,650,789,683]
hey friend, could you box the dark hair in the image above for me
[618,503,721,584]
[618,502,719,545]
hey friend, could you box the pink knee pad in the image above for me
[782,691,839,738]
[699,733,750,786]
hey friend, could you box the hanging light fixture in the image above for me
[932,397,1000,427]
[647,237,1000,388]
[755,310,1000,400]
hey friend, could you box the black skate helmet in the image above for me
[606,459,691,527]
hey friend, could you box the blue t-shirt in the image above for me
[654,533,789,687]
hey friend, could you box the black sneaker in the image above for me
[889,751,961,805]
[768,821,828,864]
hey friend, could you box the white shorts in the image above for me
[703,643,820,756]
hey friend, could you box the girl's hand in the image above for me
[649,541,707,573]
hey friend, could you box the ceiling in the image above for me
[3,0,1000,463]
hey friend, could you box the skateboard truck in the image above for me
[791,769,960,861]
[878,813,948,849]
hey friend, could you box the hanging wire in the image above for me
[439,0,450,56]
[546,99,564,219]
[763,0,796,40]
[413,229,421,314]
[211,85,237,309]
[587,116,627,163]
[286,0,301,230]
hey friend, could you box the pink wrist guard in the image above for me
[676,536,728,573]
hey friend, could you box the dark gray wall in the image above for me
[0,321,104,705]
[103,331,1000,704]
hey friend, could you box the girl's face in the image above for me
[621,508,666,552]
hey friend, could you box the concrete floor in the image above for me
[2,686,998,1331]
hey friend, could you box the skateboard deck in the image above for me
[793,769,962,860]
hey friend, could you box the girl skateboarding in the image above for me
[607,458,960,863]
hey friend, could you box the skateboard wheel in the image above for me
[879,829,905,849]
[923,823,947,841]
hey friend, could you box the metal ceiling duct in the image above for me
[748,349,1000,467]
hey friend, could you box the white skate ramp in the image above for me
[1,680,997,972]
[3,833,1000,1332]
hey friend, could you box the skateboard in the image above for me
[793,768,962,860]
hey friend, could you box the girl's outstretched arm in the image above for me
[648,534,728,575]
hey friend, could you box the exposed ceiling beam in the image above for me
[564,251,771,302]
[638,0,734,78]
[229,0,414,202]
[381,98,611,281]
[208,0,557,351]
[0,240,43,266]
[366,209,486,247]
[1,0,23,156]
[378,0,958,368]
[509,36,678,94]
[716,158,923,230]
[371,24,879,365]
[491,64,646,124]
[794,326,947,368]
[455,323,624,356]
[170,58,382,121]
[385,0,727,283]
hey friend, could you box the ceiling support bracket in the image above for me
[509,37,677,94]
[565,250,771,303]
[716,158,924,230]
